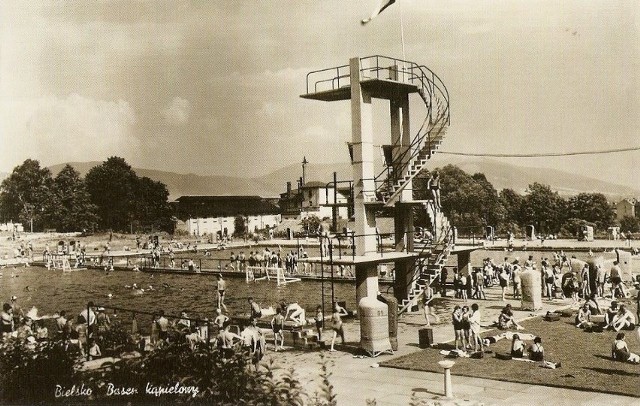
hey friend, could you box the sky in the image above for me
[1,0,638,189]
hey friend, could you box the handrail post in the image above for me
[351,234,355,259]
[86,302,90,362]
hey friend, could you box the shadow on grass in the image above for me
[583,367,640,377]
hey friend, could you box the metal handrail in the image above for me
[397,224,455,314]
[302,55,450,204]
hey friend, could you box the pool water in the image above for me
[0,266,357,334]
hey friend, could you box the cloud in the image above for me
[161,97,190,125]
[0,94,139,170]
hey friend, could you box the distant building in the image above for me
[0,222,23,233]
[173,196,280,238]
[616,198,637,221]
[279,180,350,220]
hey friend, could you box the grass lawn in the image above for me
[381,316,640,398]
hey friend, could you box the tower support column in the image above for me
[350,57,377,256]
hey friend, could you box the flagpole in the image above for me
[399,0,407,81]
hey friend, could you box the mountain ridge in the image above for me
[6,159,635,201]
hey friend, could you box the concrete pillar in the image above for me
[520,268,543,310]
[393,259,413,302]
[356,263,380,307]
[457,251,471,277]
[390,93,411,202]
[350,57,377,255]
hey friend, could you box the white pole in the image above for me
[399,0,407,80]
[444,367,453,398]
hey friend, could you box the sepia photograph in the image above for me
[0,1,638,404]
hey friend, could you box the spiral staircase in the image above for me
[302,56,454,315]
[357,57,454,314]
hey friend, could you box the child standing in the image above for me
[314,305,323,342]
[271,307,285,351]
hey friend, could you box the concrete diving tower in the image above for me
[301,56,452,356]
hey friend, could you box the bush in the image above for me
[0,334,339,405]
[0,337,78,403]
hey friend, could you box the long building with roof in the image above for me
[173,195,281,238]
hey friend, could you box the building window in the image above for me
[308,190,312,198]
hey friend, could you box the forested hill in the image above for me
[44,158,640,200]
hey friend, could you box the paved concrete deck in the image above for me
[264,284,639,405]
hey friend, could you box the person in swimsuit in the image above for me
[248,297,262,319]
[216,274,227,311]
[156,310,170,344]
[612,332,640,363]
[528,336,544,361]
[426,171,441,210]
[271,307,285,351]
[510,334,525,358]
[214,308,229,330]
[469,303,483,353]
[314,305,323,342]
[329,303,345,352]
[452,306,465,350]
[1,303,13,336]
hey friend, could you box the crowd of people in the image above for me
[424,250,640,369]
[441,252,636,308]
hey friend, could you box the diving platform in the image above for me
[300,251,418,266]
[301,78,420,102]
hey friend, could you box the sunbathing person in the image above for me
[585,293,601,315]
[612,305,636,332]
[498,304,523,330]
[510,334,525,358]
[611,332,640,364]
[528,336,544,361]
[605,301,619,328]
[575,304,592,329]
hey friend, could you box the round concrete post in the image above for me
[438,360,455,398]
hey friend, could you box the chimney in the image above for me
[286,182,291,199]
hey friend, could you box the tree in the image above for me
[85,157,173,232]
[415,165,503,232]
[471,172,505,228]
[567,193,615,230]
[133,176,173,232]
[0,159,55,231]
[85,157,138,231]
[521,183,567,234]
[52,165,99,232]
[619,215,640,233]
[499,188,524,227]
[301,215,322,235]
[233,215,247,237]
